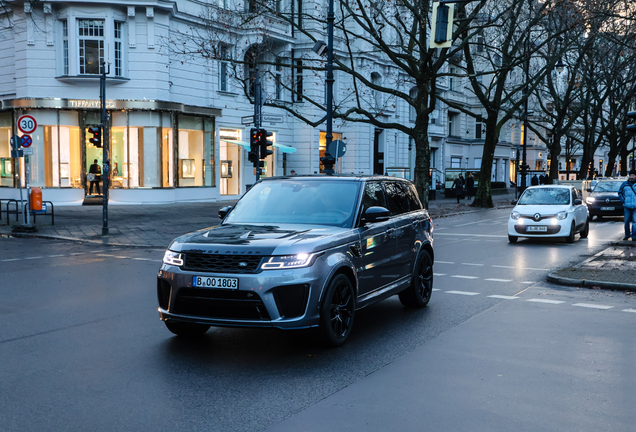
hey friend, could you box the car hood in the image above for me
[589,192,619,199]
[168,223,358,256]
[512,204,570,216]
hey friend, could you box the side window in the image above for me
[361,182,387,212]
[406,183,422,210]
[571,189,576,204]
[384,182,410,215]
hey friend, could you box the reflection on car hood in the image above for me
[513,204,569,216]
[590,192,619,199]
[169,223,357,255]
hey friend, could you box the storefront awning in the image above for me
[222,139,297,153]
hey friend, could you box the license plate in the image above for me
[193,276,238,289]
[527,226,547,232]
[600,207,615,211]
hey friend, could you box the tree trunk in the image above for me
[549,133,561,181]
[413,116,431,209]
[472,116,498,208]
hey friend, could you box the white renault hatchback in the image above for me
[508,185,589,243]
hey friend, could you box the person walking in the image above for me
[88,159,101,196]
[531,174,539,186]
[618,169,636,241]
[465,172,475,199]
[452,175,464,204]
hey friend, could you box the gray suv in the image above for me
[157,175,434,346]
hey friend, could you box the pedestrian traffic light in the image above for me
[249,128,260,165]
[627,111,636,132]
[259,129,273,160]
[88,125,102,148]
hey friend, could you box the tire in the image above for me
[508,235,518,243]
[318,274,355,347]
[566,221,576,243]
[580,218,590,238]
[399,250,434,308]
[596,214,603,221]
[165,321,210,337]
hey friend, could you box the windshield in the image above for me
[518,188,571,205]
[592,181,622,193]
[224,179,361,227]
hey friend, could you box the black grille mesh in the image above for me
[174,288,270,320]
[272,284,309,319]
[157,278,171,310]
[183,253,263,273]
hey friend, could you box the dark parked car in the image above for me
[157,175,434,346]
[585,180,624,220]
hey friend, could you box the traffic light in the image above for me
[259,129,273,160]
[249,128,260,165]
[627,111,636,132]
[88,125,102,148]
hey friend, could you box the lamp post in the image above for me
[318,0,336,175]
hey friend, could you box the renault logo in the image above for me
[606,198,610,204]
[533,213,541,221]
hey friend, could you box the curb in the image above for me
[547,273,636,291]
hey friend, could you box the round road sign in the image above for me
[21,134,32,148]
[17,115,37,134]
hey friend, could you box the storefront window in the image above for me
[178,115,214,187]
[219,128,241,195]
[0,113,13,187]
[319,131,342,173]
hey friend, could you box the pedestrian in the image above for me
[465,172,474,199]
[290,170,297,175]
[539,173,545,185]
[531,174,539,186]
[452,175,464,204]
[459,174,466,199]
[88,159,101,195]
[618,169,636,241]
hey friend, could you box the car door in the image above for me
[573,188,587,227]
[383,181,419,281]
[356,181,398,297]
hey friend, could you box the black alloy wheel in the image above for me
[318,274,355,347]
[165,321,210,338]
[399,250,434,308]
[580,218,590,238]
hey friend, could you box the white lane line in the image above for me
[492,265,516,269]
[47,254,65,258]
[113,256,130,259]
[152,260,163,263]
[461,263,484,266]
[455,221,483,227]
[524,267,550,271]
[446,290,480,296]
[1,258,21,262]
[433,273,447,277]
[132,258,154,261]
[622,309,636,313]
[484,278,513,282]
[432,289,441,291]
[450,275,479,279]
[521,281,535,284]
[436,261,455,264]
[70,252,86,255]
[434,233,509,238]
[572,303,614,310]
[488,295,520,300]
[24,256,43,260]
[527,299,565,304]
[95,254,114,257]
[491,265,549,271]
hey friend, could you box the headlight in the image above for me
[510,211,521,220]
[261,253,318,270]
[555,211,568,220]
[163,250,184,266]
[585,197,595,204]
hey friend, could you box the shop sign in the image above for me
[263,115,283,124]
[69,99,116,109]
[219,129,241,140]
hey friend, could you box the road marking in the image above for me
[492,265,516,269]
[70,253,86,255]
[132,258,154,261]
[461,263,484,266]
[436,261,455,264]
[47,254,65,258]
[432,289,441,291]
[572,303,614,310]
[527,299,565,304]
[521,281,535,284]
[113,256,130,259]
[622,309,636,313]
[1,258,21,262]
[455,221,483,227]
[488,295,519,300]
[434,233,509,238]
[433,273,447,276]
[524,267,550,271]
[450,275,479,279]
[491,265,549,271]
[484,278,513,282]
[95,254,114,257]
[24,256,42,260]
[446,290,480,296]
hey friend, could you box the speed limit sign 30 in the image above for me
[18,115,37,134]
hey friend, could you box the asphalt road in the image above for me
[1,210,635,432]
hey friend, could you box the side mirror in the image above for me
[362,206,391,223]
[574,199,582,205]
[586,188,592,192]
[219,205,232,219]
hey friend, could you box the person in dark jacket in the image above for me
[465,172,475,199]
[452,175,464,204]
[618,170,636,240]
[89,159,101,195]
[531,174,539,186]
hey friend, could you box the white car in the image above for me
[508,185,589,243]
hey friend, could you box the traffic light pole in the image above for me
[321,0,336,175]
[101,61,110,236]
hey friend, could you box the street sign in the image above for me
[241,116,254,126]
[22,147,33,155]
[328,140,347,158]
[11,149,23,158]
[10,134,21,149]
[17,115,37,134]
[21,134,32,148]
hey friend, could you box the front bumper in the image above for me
[157,262,331,330]
[587,203,624,217]
[507,216,570,238]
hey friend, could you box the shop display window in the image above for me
[178,115,214,188]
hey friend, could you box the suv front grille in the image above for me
[174,288,270,320]
[272,284,309,319]
[182,253,264,274]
